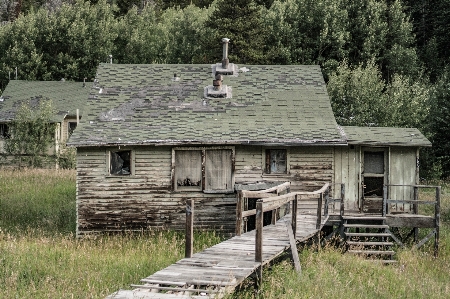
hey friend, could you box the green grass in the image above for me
[0,169,76,234]
[0,169,449,298]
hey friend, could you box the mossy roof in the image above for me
[342,126,431,147]
[0,80,89,123]
[68,63,346,147]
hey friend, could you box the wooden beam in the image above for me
[286,220,301,273]
[236,191,243,236]
[435,186,441,257]
[255,201,263,263]
[185,199,194,258]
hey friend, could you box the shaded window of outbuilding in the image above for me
[68,122,77,137]
[0,124,10,138]
[266,149,287,174]
[110,150,131,175]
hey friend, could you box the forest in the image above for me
[1,0,449,179]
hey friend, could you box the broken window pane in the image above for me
[68,122,77,137]
[0,124,10,138]
[266,149,287,174]
[110,150,131,175]
[175,150,202,190]
[364,177,384,197]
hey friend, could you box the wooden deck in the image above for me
[106,213,327,299]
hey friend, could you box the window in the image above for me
[68,122,77,137]
[265,149,287,174]
[110,150,131,175]
[0,124,9,139]
[173,147,234,193]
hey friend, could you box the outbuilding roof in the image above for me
[0,80,89,123]
[68,63,346,147]
[342,126,431,147]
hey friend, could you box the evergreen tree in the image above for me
[427,69,450,178]
[204,0,267,64]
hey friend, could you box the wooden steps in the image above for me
[342,215,397,263]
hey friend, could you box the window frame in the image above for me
[265,148,288,174]
[0,123,10,139]
[107,148,135,176]
[172,146,235,193]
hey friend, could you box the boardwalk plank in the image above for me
[107,212,324,299]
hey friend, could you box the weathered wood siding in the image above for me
[334,145,420,213]
[76,145,335,236]
[334,146,360,210]
[389,147,418,213]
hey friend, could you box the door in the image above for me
[361,149,387,213]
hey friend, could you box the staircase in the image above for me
[342,216,397,264]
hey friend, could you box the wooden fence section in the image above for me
[106,183,330,299]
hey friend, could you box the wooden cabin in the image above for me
[68,44,431,237]
[0,80,88,168]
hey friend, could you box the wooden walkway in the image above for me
[106,213,327,299]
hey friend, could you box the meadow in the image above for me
[0,169,449,298]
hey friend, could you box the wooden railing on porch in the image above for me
[383,184,441,257]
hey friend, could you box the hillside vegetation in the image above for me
[1,0,450,178]
[0,169,449,298]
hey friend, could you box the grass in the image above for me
[0,169,449,298]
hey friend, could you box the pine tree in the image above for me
[204,0,267,64]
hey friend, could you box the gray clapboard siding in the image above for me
[76,145,335,236]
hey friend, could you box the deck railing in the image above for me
[235,182,291,236]
[254,183,330,263]
[383,184,441,257]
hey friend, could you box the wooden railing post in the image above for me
[185,199,194,258]
[413,186,419,242]
[236,191,243,236]
[324,186,329,217]
[255,200,263,263]
[435,186,441,257]
[255,200,263,289]
[383,185,388,217]
[340,184,345,218]
[339,184,345,239]
[316,192,323,229]
[292,195,298,237]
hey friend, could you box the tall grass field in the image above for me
[1,169,449,298]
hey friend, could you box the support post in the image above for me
[255,200,264,290]
[255,201,263,263]
[435,186,441,257]
[316,192,323,229]
[235,191,243,236]
[324,186,329,217]
[185,199,194,258]
[413,186,419,243]
[383,185,388,217]
[340,184,345,217]
[286,220,301,273]
[292,195,298,237]
[339,184,345,238]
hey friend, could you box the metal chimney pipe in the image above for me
[109,54,113,64]
[222,38,230,69]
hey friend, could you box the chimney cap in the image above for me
[222,38,230,43]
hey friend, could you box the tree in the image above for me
[328,59,429,129]
[204,0,267,64]
[4,98,56,168]
[427,69,450,178]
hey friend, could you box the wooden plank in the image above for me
[286,221,301,273]
[185,199,193,258]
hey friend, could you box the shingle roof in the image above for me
[68,63,346,147]
[0,80,89,123]
[342,126,431,147]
